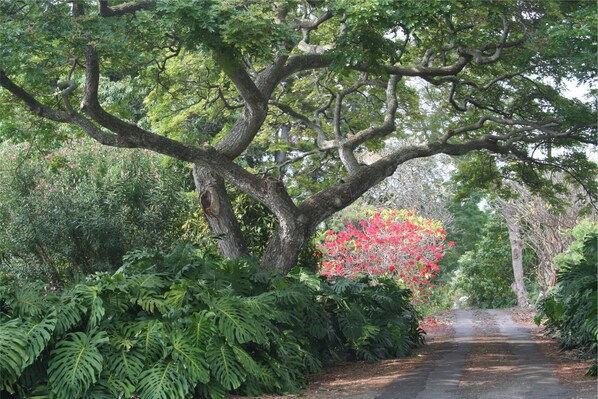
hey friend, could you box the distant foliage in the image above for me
[452,215,536,308]
[320,209,450,302]
[535,220,598,376]
[0,244,423,398]
[0,138,191,282]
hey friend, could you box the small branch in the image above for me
[269,100,335,149]
[98,0,153,17]
[461,14,513,64]
[259,149,327,176]
[344,75,400,150]
[292,10,333,30]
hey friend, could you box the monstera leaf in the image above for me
[47,330,108,398]
[0,319,29,387]
[137,360,189,399]
[206,337,246,390]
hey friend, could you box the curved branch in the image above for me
[292,10,333,31]
[80,45,152,141]
[344,75,400,150]
[269,100,336,150]
[461,14,512,64]
[214,55,287,158]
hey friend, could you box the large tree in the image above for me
[1,0,596,274]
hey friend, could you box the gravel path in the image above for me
[375,309,590,399]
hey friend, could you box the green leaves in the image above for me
[169,330,210,385]
[47,330,108,398]
[206,338,245,390]
[536,221,598,376]
[137,360,189,399]
[0,243,422,397]
[22,311,57,368]
[207,295,269,345]
[156,0,297,60]
[0,319,30,385]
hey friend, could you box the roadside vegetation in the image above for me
[0,0,596,397]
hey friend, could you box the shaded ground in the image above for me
[237,308,596,399]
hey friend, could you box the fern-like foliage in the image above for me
[1,243,423,398]
[103,346,145,397]
[206,295,269,345]
[22,311,57,368]
[75,285,105,331]
[536,226,597,376]
[169,330,210,385]
[54,298,85,337]
[8,283,49,318]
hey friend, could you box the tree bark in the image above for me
[501,203,530,307]
[193,164,248,259]
[261,218,309,274]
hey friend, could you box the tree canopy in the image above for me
[1,0,596,273]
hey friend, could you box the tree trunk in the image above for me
[261,218,309,274]
[193,164,248,259]
[501,205,530,307]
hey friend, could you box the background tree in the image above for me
[499,176,597,295]
[1,0,596,273]
[453,213,537,308]
[496,197,530,307]
[365,152,454,229]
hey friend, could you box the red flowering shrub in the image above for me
[319,209,453,301]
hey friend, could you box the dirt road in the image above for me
[377,309,587,399]
[299,309,596,399]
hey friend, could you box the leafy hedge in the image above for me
[0,138,191,282]
[0,244,423,398]
[535,220,597,376]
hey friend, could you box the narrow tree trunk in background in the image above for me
[502,205,530,307]
[193,164,248,259]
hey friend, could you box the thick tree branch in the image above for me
[0,71,71,123]
[214,55,287,158]
[80,45,155,142]
[299,119,591,229]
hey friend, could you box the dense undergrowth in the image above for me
[0,243,424,399]
[535,221,598,376]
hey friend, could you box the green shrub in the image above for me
[535,220,597,376]
[452,216,517,308]
[0,243,422,398]
[0,138,192,283]
[451,215,537,308]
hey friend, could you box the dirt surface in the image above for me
[234,308,596,399]
[509,307,597,399]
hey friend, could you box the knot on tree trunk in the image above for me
[201,188,220,216]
